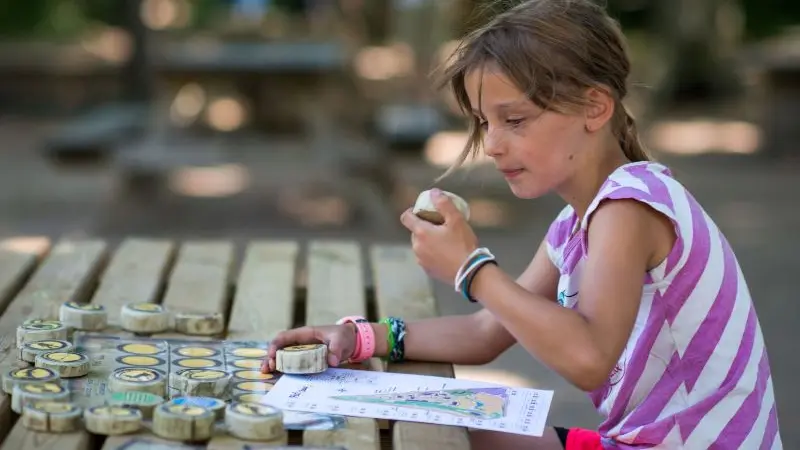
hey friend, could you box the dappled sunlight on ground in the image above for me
[0,236,50,256]
[168,164,250,198]
[646,119,760,155]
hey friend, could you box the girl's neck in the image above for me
[556,145,632,223]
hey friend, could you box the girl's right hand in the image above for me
[261,324,357,373]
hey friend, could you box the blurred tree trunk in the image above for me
[650,0,743,107]
[121,0,153,104]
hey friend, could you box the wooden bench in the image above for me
[41,103,149,167]
[0,237,469,449]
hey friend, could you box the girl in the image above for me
[263,0,782,448]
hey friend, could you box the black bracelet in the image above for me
[464,259,498,303]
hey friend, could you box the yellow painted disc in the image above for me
[42,352,84,363]
[22,320,62,330]
[165,404,207,416]
[230,348,268,358]
[26,340,69,351]
[234,393,268,404]
[282,344,322,352]
[119,343,162,355]
[114,368,161,383]
[65,302,103,311]
[11,368,56,380]
[234,381,272,392]
[233,370,274,381]
[174,358,220,369]
[231,359,261,369]
[175,347,217,358]
[90,406,137,416]
[117,355,164,367]
[231,402,278,416]
[30,401,76,414]
[21,382,65,394]
[184,369,228,380]
[127,303,163,312]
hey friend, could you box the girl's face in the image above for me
[464,66,587,199]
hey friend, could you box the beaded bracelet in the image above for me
[379,316,406,362]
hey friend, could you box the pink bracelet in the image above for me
[336,316,375,363]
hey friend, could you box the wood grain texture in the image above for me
[227,241,298,341]
[151,241,233,339]
[89,238,175,326]
[370,244,470,450]
[303,241,379,450]
[0,240,107,450]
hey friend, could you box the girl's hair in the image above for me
[436,0,650,179]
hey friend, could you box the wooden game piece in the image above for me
[84,405,143,435]
[412,189,470,224]
[152,400,215,441]
[18,339,74,363]
[174,311,225,336]
[170,396,227,421]
[59,301,108,330]
[106,391,164,420]
[120,302,170,333]
[11,382,70,413]
[34,351,91,377]
[16,319,68,347]
[2,367,60,394]
[225,402,285,441]
[176,369,232,398]
[275,344,328,374]
[108,367,167,397]
[21,401,82,432]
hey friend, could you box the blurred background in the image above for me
[0,0,797,445]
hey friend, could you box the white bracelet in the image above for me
[454,248,495,292]
[454,247,487,286]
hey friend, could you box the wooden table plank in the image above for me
[152,241,233,339]
[0,240,51,440]
[90,238,175,327]
[0,240,108,450]
[227,241,298,341]
[306,241,365,325]
[369,244,470,450]
[303,241,379,450]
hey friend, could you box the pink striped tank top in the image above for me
[545,161,782,449]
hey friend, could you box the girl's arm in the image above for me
[369,239,560,366]
[468,199,671,391]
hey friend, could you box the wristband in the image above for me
[462,259,498,302]
[336,316,375,363]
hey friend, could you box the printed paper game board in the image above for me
[70,333,349,430]
[264,368,554,437]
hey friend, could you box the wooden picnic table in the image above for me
[0,237,470,450]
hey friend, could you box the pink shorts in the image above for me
[555,427,603,450]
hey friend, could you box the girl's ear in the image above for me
[583,86,615,132]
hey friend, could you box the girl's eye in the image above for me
[506,118,524,126]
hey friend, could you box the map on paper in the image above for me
[263,368,554,437]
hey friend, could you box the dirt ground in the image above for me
[1,117,798,446]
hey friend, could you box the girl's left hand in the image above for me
[400,189,479,285]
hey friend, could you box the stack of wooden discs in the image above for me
[152,399,215,441]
